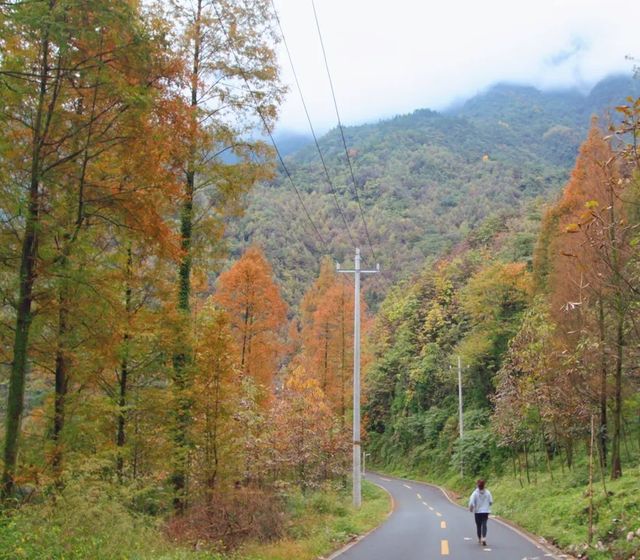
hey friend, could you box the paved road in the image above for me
[334,473,559,560]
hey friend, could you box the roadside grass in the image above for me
[238,481,390,560]
[490,462,640,560]
[0,485,219,560]
[0,480,389,560]
[375,458,640,559]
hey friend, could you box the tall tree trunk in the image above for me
[588,415,595,544]
[132,384,140,480]
[597,297,608,467]
[2,5,54,498]
[340,295,346,426]
[240,305,250,370]
[322,324,329,392]
[606,172,624,480]
[52,280,69,481]
[565,437,573,470]
[171,172,194,512]
[516,450,524,488]
[50,37,100,481]
[116,246,133,481]
[171,0,202,512]
[204,356,222,490]
[611,315,624,479]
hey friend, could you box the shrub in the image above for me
[165,487,285,551]
[451,429,497,476]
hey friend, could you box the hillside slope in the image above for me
[225,75,640,306]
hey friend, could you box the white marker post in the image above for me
[457,355,464,477]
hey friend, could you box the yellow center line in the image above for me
[441,539,450,555]
[440,520,447,529]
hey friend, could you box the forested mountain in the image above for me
[363,105,640,558]
[226,75,640,306]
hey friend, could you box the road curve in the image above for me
[333,473,559,560]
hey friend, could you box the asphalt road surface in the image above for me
[334,473,560,560]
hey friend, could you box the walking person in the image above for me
[469,479,493,546]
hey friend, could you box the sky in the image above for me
[271,0,640,134]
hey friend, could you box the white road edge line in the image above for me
[326,479,395,560]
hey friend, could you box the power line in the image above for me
[311,0,378,263]
[268,0,356,249]
[246,153,328,257]
[211,2,328,254]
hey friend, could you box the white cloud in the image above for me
[272,0,640,132]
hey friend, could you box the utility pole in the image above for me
[338,248,379,509]
[457,355,464,477]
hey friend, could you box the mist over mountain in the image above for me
[272,131,313,156]
[225,75,640,306]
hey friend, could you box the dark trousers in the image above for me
[474,512,489,539]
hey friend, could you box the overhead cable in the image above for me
[211,1,329,253]
[311,0,378,263]
[269,0,357,249]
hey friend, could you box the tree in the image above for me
[269,367,348,491]
[459,261,532,408]
[493,299,585,474]
[191,301,238,492]
[214,246,287,389]
[534,122,636,479]
[164,0,283,511]
[299,258,357,423]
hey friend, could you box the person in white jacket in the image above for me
[468,479,493,545]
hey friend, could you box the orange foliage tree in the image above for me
[191,301,240,491]
[298,257,374,427]
[214,246,288,389]
[269,367,349,490]
[533,121,634,477]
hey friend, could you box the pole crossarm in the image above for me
[335,248,379,509]
[337,269,379,274]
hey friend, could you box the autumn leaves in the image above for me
[168,246,362,502]
[0,0,294,508]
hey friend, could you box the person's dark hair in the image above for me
[477,479,485,490]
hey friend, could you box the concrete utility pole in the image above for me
[338,248,379,509]
[457,355,464,477]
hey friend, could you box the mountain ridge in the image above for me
[225,74,640,306]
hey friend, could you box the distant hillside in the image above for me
[224,75,640,306]
[272,131,313,156]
